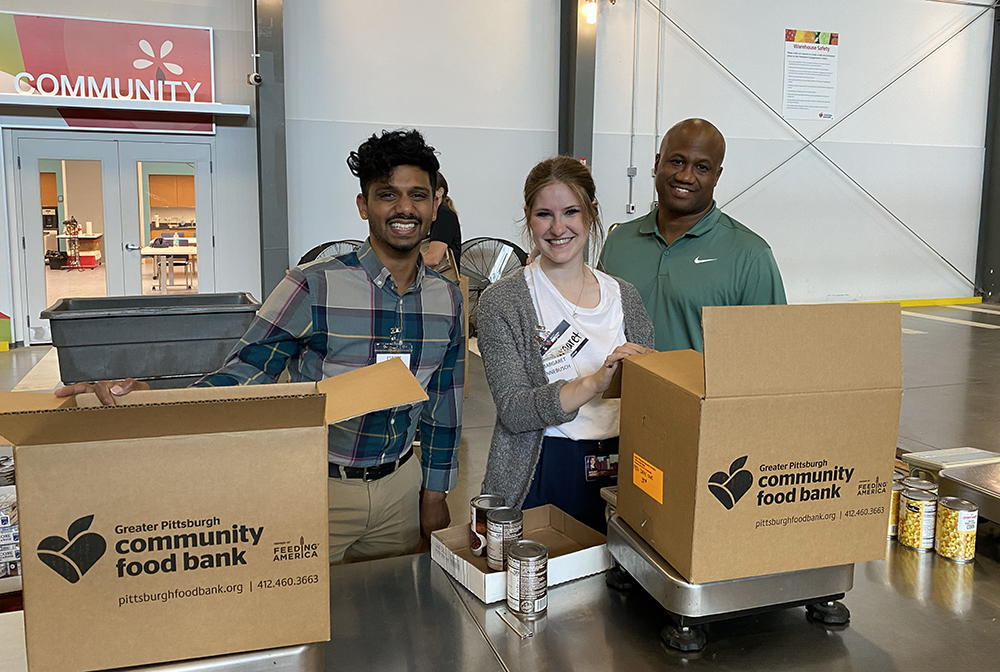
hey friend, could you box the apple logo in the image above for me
[37,515,107,583]
[707,456,753,510]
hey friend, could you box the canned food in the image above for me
[888,482,903,538]
[901,476,938,494]
[507,540,548,620]
[898,489,937,551]
[486,507,523,571]
[470,495,505,556]
[935,497,978,563]
[893,468,906,482]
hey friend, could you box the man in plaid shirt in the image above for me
[58,130,465,563]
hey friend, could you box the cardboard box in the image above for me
[614,303,902,584]
[431,504,612,603]
[0,358,427,672]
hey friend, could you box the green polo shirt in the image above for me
[600,204,785,353]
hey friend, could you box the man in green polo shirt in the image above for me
[601,118,785,352]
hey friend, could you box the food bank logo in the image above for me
[37,515,107,583]
[707,456,753,510]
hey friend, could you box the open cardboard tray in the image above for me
[431,504,612,603]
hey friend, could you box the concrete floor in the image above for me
[2,302,999,524]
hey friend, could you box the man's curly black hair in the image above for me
[347,129,439,197]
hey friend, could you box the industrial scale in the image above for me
[601,486,854,652]
[602,447,1000,652]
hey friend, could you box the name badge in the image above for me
[585,453,619,481]
[375,341,412,369]
[543,351,577,383]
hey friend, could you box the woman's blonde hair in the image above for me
[523,156,603,253]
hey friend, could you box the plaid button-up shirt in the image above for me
[195,241,465,491]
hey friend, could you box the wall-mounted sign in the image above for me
[0,12,216,132]
[782,29,839,122]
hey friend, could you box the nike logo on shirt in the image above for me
[693,256,718,264]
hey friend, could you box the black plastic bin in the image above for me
[40,293,261,388]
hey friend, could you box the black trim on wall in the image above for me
[976,9,1000,302]
[255,0,289,298]
[558,0,597,163]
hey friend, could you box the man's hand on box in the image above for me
[54,378,151,406]
[419,489,450,539]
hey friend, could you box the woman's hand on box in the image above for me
[558,342,655,414]
[54,378,151,406]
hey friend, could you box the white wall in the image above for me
[283,1,561,263]
[591,0,993,302]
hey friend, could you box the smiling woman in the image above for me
[477,156,655,533]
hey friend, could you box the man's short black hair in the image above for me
[347,129,439,197]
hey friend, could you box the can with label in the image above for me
[470,495,505,556]
[898,489,937,551]
[486,507,523,571]
[507,540,548,620]
[901,476,938,495]
[935,497,978,563]
[888,482,903,538]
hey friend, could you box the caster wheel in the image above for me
[605,565,636,592]
[806,600,850,625]
[661,624,706,652]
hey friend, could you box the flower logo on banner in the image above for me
[133,39,184,81]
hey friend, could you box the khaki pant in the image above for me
[328,455,421,564]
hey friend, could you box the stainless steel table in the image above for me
[327,541,1000,672]
[3,546,999,672]
[461,543,1000,670]
[325,553,505,672]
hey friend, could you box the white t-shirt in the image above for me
[525,264,626,441]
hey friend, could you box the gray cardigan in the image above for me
[478,269,655,508]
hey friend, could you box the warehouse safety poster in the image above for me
[782,29,839,121]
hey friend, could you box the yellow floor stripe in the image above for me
[885,297,982,307]
[901,310,1000,330]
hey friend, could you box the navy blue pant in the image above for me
[522,436,618,534]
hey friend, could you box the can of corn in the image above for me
[470,495,505,556]
[888,481,903,538]
[901,476,938,495]
[898,489,937,551]
[486,507,523,571]
[935,497,978,563]
[507,540,548,620]
[893,468,907,482]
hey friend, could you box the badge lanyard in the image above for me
[528,265,578,383]
[375,307,413,369]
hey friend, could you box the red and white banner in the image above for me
[0,12,215,132]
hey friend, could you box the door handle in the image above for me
[124,242,140,251]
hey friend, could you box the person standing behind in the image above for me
[479,157,654,533]
[601,118,785,352]
[423,172,462,273]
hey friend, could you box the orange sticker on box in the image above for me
[633,453,663,504]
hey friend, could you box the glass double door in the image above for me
[15,132,214,344]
